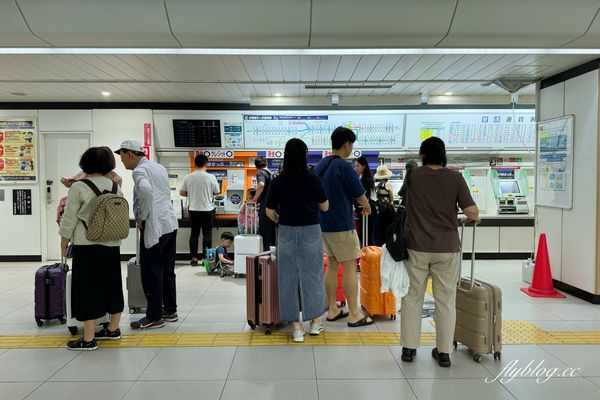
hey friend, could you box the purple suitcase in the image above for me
[34,263,68,326]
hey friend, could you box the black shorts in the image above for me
[71,245,124,321]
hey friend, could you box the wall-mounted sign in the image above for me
[12,189,32,215]
[0,118,37,182]
[197,150,234,159]
[144,123,152,146]
[143,146,150,160]
[266,150,283,158]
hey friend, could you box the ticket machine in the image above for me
[491,169,530,214]
[225,169,245,213]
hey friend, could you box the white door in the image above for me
[44,133,90,260]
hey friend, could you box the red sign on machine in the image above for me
[143,146,150,159]
[144,123,152,146]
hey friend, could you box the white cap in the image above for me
[114,139,143,154]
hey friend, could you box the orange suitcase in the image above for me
[323,254,346,306]
[359,217,397,320]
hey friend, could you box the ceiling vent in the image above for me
[481,77,536,93]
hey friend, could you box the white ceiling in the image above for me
[0,1,598,103]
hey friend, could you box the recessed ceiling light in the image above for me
[9,92,27,96]
[274,93,282,97]
[101,91,111,97]
[445,91,453,96]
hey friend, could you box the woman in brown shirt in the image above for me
[400,137,480,368]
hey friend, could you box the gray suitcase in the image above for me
[454,223,502,363]
[127,229,147,314]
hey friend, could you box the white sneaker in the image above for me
[292,329,305,343]
[309,321,324,336]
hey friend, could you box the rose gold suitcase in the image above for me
[454,223,502,363]
[246,252,281,334]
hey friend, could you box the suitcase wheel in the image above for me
[389,314,396,320]
[35,318,43,327]
[59,317,67,325]
[453,341,458,350]
[265,325,272,335]
[247,320,256,330]
[473,354,482,363]
[129,307,137,314]
[68,326,78,335]
[494,352,502,361]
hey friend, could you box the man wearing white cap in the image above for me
[116,140,179,330]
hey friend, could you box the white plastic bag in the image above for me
[380,244,410,298]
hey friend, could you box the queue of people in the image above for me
[58,132,479,369]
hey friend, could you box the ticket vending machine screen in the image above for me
[499,180,521,195]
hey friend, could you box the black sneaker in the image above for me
[94,327,122,340]
[401,347,417,362]
[130,317,165,330]
[432,347,451,367]
[67,338,98,351]
[162,311,178,322]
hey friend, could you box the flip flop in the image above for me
[326,310,349,322]
[347,316,374,327]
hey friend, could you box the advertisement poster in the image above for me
[0,118,37,182]
[224,122,243,148]
[536,115,574,209]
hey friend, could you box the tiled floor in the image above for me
[1,259,600,399]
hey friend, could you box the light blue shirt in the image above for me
[133,158,178,248]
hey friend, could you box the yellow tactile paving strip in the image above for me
[1,321,600,348]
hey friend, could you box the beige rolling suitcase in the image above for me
[453,223,502,363]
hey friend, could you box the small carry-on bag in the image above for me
[246,251,281,334]
[359,215,397,320]
[454,222,502,363]
[234,202,263,276]
[127,229,147,314]
[34,260,68,327]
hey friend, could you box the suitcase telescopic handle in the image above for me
[135,227,141,267]
[362,211,369,248]
[459,220,477,289]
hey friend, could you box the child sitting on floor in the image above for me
[216,231,235,277]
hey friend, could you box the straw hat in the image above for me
[374,165,393,180]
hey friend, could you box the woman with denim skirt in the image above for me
[265,138,329,343]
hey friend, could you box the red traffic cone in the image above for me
[521,233,565,298]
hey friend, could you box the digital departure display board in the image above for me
[173,119,221,147]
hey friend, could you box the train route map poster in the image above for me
[243,114,404,150]
[536,115,574,209]
[0,118,37,182]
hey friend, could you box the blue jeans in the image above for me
[277,224,326,322]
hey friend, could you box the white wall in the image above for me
[538,69,600,294]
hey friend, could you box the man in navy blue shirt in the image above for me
[314,127,373,327]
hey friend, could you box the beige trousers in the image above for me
[400,249,460,353]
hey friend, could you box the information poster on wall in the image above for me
[243,114,404,150]
[12,189,32,215]
[0,118,37,182]
[535,115,574,209]
[404,111,535,148]
[224,122,243,148]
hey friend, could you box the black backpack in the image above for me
[384,205,408,262]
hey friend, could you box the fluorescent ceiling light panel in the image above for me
[0,48,599,55]
[306,84,393,89]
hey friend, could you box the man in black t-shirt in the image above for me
[254,156,276,250]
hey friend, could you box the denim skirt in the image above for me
[277,224,326,322]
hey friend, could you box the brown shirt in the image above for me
[405,166,475,253]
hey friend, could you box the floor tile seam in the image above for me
[118,380,138,400]
[43,349,83,384]
[584,375,600,388]
[132,347,163,382]
[19,381,45,400]
[220,345,239,398]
